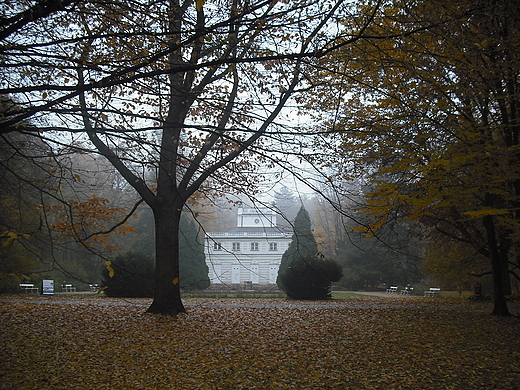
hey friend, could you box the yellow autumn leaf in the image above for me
[97,286,108,294]
[2,231,18,246]
[105,261,115,278]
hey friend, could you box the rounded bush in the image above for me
[102,252,155,298]
[280,256,343,300]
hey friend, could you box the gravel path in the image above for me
[0,291,430,312]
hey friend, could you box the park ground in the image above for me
[1,293,519,389]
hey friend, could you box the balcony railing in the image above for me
[207,232,288,238]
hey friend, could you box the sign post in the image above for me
[42,280,54,295]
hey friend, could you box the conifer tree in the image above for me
[277,206,318,291]
[179,215,210,290]
[274,187,299,231]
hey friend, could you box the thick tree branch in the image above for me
[77,69,157,206]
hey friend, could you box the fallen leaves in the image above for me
[0,296,519,389]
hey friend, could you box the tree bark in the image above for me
[146,205,186,316]
[483,215,511,316]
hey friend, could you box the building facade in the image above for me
[204,206,292,288]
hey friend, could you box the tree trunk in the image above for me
[483,215,511,316]
[146,206,186,316]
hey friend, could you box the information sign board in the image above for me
[42,280,54,295]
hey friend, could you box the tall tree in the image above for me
[4,0,383,315]
[312,0,520,314]
[277,205,318,290]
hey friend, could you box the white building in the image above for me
[204,206,292,288]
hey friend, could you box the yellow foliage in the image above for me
[311,0,520,255]
[1,231,30,247]
[463,209,509,218]
[2,231,18,247]
[105,261,115,278]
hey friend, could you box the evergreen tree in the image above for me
[128,206,155,258]
[277,206,318,291]
[274,187,299,231]
[178,215,210,290]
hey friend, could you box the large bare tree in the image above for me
[1,0,384,315]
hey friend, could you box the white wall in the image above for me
[205,236,291,285]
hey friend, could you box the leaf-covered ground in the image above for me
[1,295,519,389]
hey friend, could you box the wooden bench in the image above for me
[424,287,440,297]
[19,284,39,294]
[63,284,77,293]
[401,287,414,295]
[386,286,398,294]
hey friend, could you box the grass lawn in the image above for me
[1,295,519,389]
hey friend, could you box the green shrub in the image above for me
[276,206,318,291]
[280,256,343,300]
[102,252,155,298]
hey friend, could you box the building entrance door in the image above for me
[232,265,240,284]
[251,264,259,284]
[269,265,278,284]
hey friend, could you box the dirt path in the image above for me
[343,290,417,297]
[0,291,434,312]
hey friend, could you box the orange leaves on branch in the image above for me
[46,195,135,250]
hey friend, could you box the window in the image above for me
[213,242,222,251]
[250,242,259,251]
[232,242,241,251]
[269,242,278,251]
